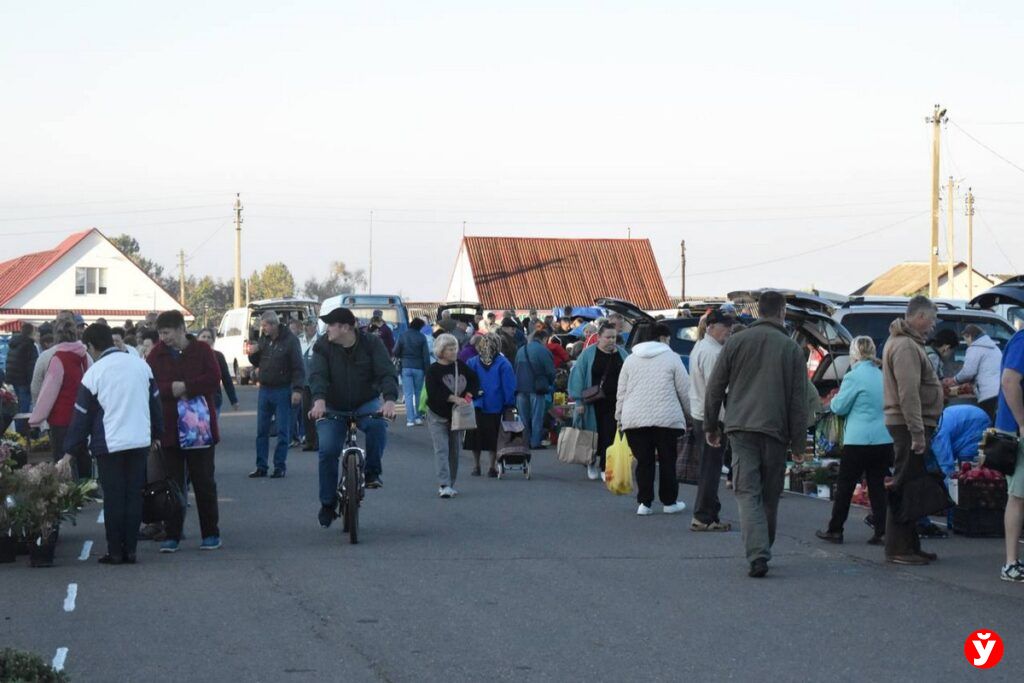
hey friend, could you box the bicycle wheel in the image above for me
[345,453,360,544]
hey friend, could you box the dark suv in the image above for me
[971,276,1024,332]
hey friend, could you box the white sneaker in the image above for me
[663,502,688,514]
[637,504,654,516]
[586,463,601,480]
[406,422,415,428]
[449,486,459,497]
[439,486,452,499]
[414,418,424,426]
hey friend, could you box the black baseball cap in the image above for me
[319,307,357,326]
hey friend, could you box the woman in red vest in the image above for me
[30,319,93,478]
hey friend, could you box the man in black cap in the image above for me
[309,308,398,526]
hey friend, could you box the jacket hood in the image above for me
[971,334,998,350]
[54,341,88,357]
[888,318,925,344]
[631,341,674,359]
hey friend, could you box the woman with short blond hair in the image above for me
[425,334,479,498]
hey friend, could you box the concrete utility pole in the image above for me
[178,249,186,306]
[927,105,947,297]
[233,193,243,308]
[680,240,687,301]
[368,210,374,293]
[946,176,955,297]
[966,188,976,299]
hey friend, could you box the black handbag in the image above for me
[980,429,1019,476]
[892,450,954,524]
[581,354,614,405]
[142,445,186,524]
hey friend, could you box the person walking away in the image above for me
[365,310,396,357]
[815,336,893,546]
[425,334,479,498]
[247,311,305,478]
[568,323,627,480]
[704,291,808,578]
[298,319,320,450]
[28,320,92,478]
[64,324,162,564]
[7,323,39,436]
[465,334,515,477]
[148,311,224,553]
[925,328,959,380]
[395,318,431,427]
[688,309,735,531]
[196,328,239,417]
[308,307,398,523]
[514,329,556,449]
[948,324,1003,420]
[995,328,1024,581]
[881,296,944,566]
[616,323,690,516]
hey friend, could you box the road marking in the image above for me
[97,509,104,524]
[78,540,92,561]
[52,648,68,672]
[63,583,77,612]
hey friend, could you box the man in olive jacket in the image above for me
[705,291,807,578]
[881,295,944,565]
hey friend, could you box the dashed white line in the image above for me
[52,648,68,672]
[96,509,104,524]
[78,540,93,561]
[63,583,77,612]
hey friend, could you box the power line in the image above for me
[186,220,232,262]
[0,215,225,238]
[974,208,1018,272]
[949,120,1024,176]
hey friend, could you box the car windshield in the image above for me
[349,307,401,326]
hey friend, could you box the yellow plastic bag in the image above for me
[604,431,633,495]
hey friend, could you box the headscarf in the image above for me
[477,333,501,366]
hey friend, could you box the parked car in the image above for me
[217,297,319,384]
[971,275,1024,331]
[318,294,410,338]
[437,301,483,326]
[596,298,705,370]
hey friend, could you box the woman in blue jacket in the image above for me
[465,334,516,477]
[816,336,894,546]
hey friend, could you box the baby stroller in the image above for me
[496,410,532,479]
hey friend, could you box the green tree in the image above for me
[250,262,296,300]
[302,261,367,302]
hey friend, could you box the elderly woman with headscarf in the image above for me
[464,334,517,477]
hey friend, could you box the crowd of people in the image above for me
[5,290,1023,582]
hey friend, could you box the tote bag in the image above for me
[450,362,477,432]
[556,414,597,465]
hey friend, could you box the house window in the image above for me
[75,267,108,295]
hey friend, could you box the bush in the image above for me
[0,648,70,682]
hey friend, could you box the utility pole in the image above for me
[927,105,947,298]
[178,249,186,306]
[966,188,975,299]
[946,176,955,298]
[680,240,687,301]
[627,226,632,239]
[368,210,374,293]
[233,193,243,308]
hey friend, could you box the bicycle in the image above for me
[317,410,386,544]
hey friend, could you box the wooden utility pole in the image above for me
[946,176,955,297]
[178,249,186,306]
[368,210,374,293]
[966,188,976,299]
[233,193,243,308]
[927,105,947,298]
[680,240,687,300]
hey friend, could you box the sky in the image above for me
[1,1,1022,303]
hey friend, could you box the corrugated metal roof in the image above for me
[0,229,93,306]
[851,261,994,296]
[463,236,671,310]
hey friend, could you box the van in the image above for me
[318,294,410,337]
[217,297,319,384]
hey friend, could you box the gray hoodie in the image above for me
[954,334,1003,402]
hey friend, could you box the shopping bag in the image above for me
[814,412,845,458]
[556,415,596,465]
[676,431,699,484]
[604,431,633,495]
[451,403,477,431]
[177,396,213,450]
[418,384,428,416]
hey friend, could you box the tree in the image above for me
[249,262,296,300]
[302,261,367,302]
[109,233,167,283]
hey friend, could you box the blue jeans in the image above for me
[292,401,305,442]
[316,399,388,505]
[14,385,31,436]
[516,392,548,448]
[401,368,425,422]
[256,386,293,472]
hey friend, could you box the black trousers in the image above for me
[164,446,219,541]
[49,424,93,480]
[593,404,617,470]
[885,425,933,557]
[625,427,680,507]
[302,387,318,449]
[827,443,893,534]
[691,419,727,524]
[978,396,998,424]
[96,449,147,557]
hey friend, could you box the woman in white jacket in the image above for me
[615,323,691,516]
[948,324,1003,421]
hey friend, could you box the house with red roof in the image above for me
[445,236,671,312]
[0,228,191,332]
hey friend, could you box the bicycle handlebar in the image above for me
[319,410,389,421]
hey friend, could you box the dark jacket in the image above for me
[6,332,39,386]
[704,319,808,453]
[213,349,238,409]
[147,337,222,449]
[425,360,480,420]
[363,323,395,356]
[309,332,399,411]
[394,329,431,371]
[514,340,556,395]
[247,324,305,391]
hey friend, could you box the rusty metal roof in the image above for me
[463,236,671,311]
[0,229,93,306]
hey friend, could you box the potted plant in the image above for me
[0,647,70,682]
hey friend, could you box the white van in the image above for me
[216,297,319,384]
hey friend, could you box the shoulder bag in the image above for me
[142,444,187,524]
[581,351,616,405]
[891,449,955,524]
[979,429,1019,476]
[450,362,477,432]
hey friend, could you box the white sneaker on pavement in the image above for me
[663,502,687,514]
[449,486,459,497]
[414,418,424,426]
[586,463,600,480]
[637,504,654,516]
[439,486,452,499]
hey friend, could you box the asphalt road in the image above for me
[2,385,1023,682]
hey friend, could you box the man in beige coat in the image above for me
[881,295,945,565]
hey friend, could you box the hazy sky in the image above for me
[2,1,1022,303]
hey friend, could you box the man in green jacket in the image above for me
[705,291,808,578]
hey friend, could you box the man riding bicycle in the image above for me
[309,307,398,528]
